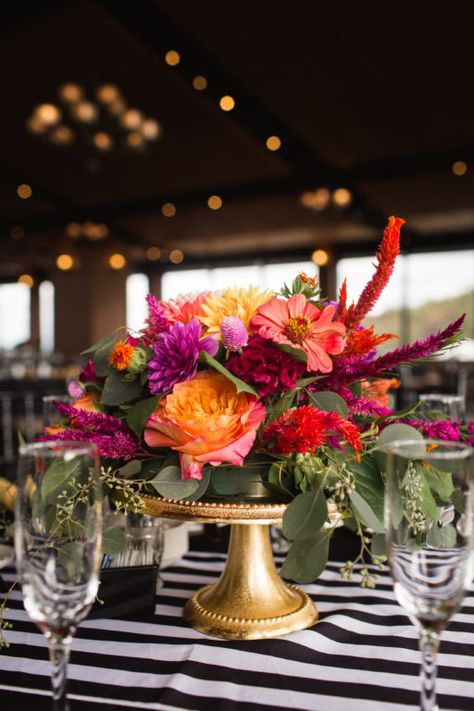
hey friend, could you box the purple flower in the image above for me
[147,318,218,394]
[221,316,248,351]
[378,417,461,443]
[467,421,474,446]
[337,386,393,417]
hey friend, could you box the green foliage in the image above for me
[307,390,348,419]
[102,527,126,555]
[41,458,80,504]
[117,460,142,478]
[426,523,457,548]
[101,370,143,406]
[198,350,259,396]
[125,397,161,438]
[423,464,454,502]
[349,490,384,534]
[280,529,330,584]
[81,328,123,356]
[349,455,385,523]
[282,489,328,541]
[149,464,201,500]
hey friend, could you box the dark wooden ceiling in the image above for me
[1,0,473,280]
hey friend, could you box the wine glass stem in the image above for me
[419,629,440,711]
[48,637,71,709]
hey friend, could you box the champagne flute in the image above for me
[385,440,473,711]
[418,393,466,421]
[15,441,103,710]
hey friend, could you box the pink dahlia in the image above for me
[250,294,345,373]
[227,335,305,397]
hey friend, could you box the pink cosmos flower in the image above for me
[250,294,346,373]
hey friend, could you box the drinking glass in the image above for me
[385,440,473,711]
[15,441,103,710]
[419,393,466,421]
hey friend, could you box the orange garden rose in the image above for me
[144,370,266,480]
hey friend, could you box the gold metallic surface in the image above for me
[183,523,318,639]
[139,494,286,524]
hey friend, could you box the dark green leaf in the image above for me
[349,490,385,533]
[41,458,80,504]
[149,465,200,500]
[57,541,85,578]
[350,455,385,522]
[280,529,330,583]
[101,370,143,406]
[183,466,211,501]
[426,523,457,548]
[126,396,161,438]
[102,527,126,555]
[375,423,424,454]
[117,460,142,478]
[424,464,454,502]
[296,376,320,388]
[414,462,438,521]
[276,344,307,363]
[371,533,387,558]
[199,350,259,396]
[451,488,466,514]
[307,391,348,419]
[348,382,362,397]
[81,328,123,356]
[282,489,328,541]
[267,388,297,424]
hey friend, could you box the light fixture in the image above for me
[66,222,82,238]
[311,249,330,266]
[192,75,207,90]
[266,135,281,151]
[165,50,181,66]
[109,253,126,270]
[18,274,34,287]
[26,84,163,158]
[207,195,223,210]
[65,221,109,241]
[17,184,32,199]
[56,254,74,271]
[219,95,235,111]
[452,161,467,176]
[161,202,176,217]
[332,187,352,207]
[169,249,184,264]
[146,246,161,261]
[300,187,330,211]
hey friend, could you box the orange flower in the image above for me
[250,294,346,373]
[361,378,399,409]
[108,341,135,370]
[144,370,266,480]
[163,292,211,326]
[341,325,396,358]
[72,392,102,413]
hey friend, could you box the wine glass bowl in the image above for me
[385,439,473,710]
[15,441,103,708]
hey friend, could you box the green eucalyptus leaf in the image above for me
[375,423,424,454]
[371,533,387,558]
[282,489,328,541]
[424,464,454,502]
[349,455,385,523]
[307,390,348,419]
[451,488,466,514]
[31,486,45,521]
[280,529,330,584]
[126,396,161,438]
[57,541,85,579]
[117,459,142,478]
[267,388,297,424]
[296,376,320,388]
[276,344,307,363]
[426,523,457,548]
[198,350,259,397]
[349,490,385,534]
[413,462,438,521]
[183,466,211,501]
[102,527,126,555]
[41,458,80,504]
[101,370,143,406]
[149,465,200,500]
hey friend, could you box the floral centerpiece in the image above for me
[44,216,472,586]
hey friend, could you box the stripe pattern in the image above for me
[1,550,473,710]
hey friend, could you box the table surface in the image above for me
[1,538,474,711]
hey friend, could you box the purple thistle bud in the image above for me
[221,316,248,351]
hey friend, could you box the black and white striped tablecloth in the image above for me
[1,549,473,711]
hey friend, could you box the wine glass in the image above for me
[15,441,103,710]
[385,440,473,711]
[418,393,466,421]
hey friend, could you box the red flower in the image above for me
[263,405,362,458]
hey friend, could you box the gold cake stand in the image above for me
[140,495,318,640]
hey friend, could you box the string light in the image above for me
[332,188,352,207]
[146,246,161,261]
[169,249,184,264]
[17,184,32,199]
[311,249,330,266]
[161,202,176,217]
[300,188,330,211]
[109,253,126,270]
[33,104,61,126]
[165,50,181,66]
[59,83,83,103]
[95,84,120,104]
[266,135,281,151]
[93,132,113,151]
[18,274,34,287]
[56,254,74,271]
[219,95,235,111]
[50,125,74,145]
[120,109,143,130]
[192,75,207,90]
[72,101,98,123]
[452,161,467,176]
[207,195,223,210]
[141,119,161,140]
[66,222,82,238]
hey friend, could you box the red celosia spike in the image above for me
[336,278,348,321]
[344,216,405,330]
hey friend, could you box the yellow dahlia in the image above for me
[199,285,273,338]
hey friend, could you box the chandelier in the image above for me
[26,83,162,156]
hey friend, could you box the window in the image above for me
[126,273,150,332]
[0,283,31,350]
[39,280,55,352]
